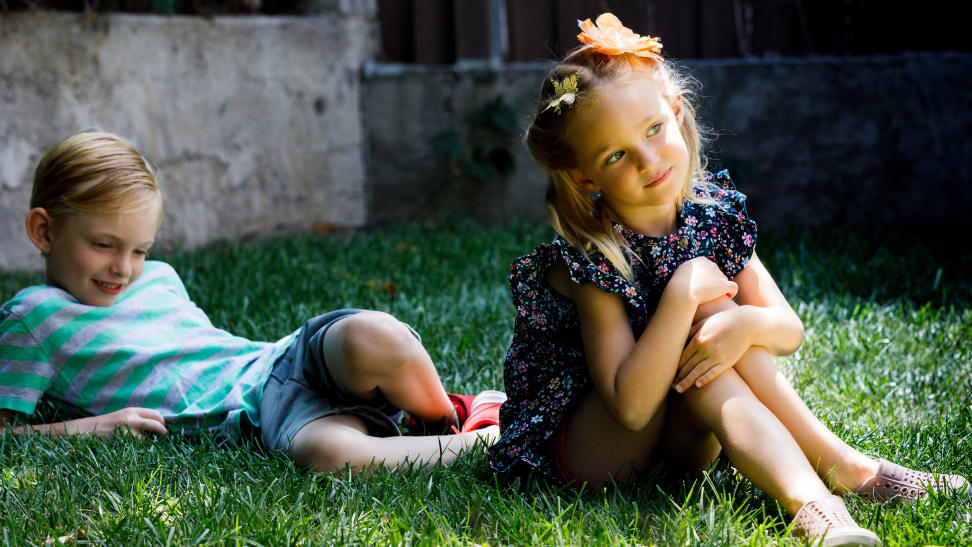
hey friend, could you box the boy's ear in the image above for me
[672,94,684,124]
[25,207,55,254]
[567,168,599,193]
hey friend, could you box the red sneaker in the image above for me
[459,390,507,433]
[447,392,477,426]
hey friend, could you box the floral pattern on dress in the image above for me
[488,170,757,483]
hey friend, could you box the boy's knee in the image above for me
[333,311,420,366]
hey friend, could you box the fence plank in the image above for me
[699,0,737,58]
[554,0,604,57]
[506,0,556,61]
[750,0,800,57]
[413,0,455,64]
[654,0,698,60]
[378,0,414,62]
[455,0,492,59]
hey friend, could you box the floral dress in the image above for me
[487,171,758,483]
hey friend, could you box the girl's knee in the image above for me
[693,294,738,323]
[677,368,756,422]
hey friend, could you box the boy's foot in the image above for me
[447,392,477,425]
[854,458,970,504]
[457,390,506,434]
[791,495,882,546]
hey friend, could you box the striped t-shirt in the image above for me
[0,261,296,438]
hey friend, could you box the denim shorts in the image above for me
[259,309,408,451]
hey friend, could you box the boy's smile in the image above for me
[42,202,161,306]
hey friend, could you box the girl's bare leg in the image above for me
[567,369,830,514]
[675,369,832,514]
[695,299,880,493]
[563,389,668,486]
[288,311,495,472]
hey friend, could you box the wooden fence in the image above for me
[378,0,968,63]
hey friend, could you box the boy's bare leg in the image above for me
[325,311,459,425]
[695,299,879,493]
[291,414,497,473]
[289,311,496,472]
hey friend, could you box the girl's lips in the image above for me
[93,279,123,295]
[645,167,671,188]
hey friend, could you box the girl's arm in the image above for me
[674,252,804,392]
[731,252,804,352]
[0,407,167,438]
[554,256,737,431]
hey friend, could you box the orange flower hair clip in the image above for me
[577,13,663,61]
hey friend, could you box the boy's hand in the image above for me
[79,408,168,438]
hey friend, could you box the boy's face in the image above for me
[44,202,160,306]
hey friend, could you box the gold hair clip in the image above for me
[544,74,579,114]
[577,13,663,61]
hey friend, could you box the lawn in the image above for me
[1,220,970,545]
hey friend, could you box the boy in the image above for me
[0,130,503,473]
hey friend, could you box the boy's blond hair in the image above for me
[31,131,162,225]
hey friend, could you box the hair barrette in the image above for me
[544,74,579,114]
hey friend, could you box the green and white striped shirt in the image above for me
[0,261,296,438]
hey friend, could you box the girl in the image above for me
[487,13,967,546]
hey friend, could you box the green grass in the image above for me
[1,220,970,546]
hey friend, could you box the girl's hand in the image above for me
[673,306,753,393]
[667,257,738,305]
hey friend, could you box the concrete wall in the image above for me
[2,10,969,271]
[1,10,377,270]
[365,54,972,234]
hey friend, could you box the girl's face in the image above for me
[43,201,160,306]
[565,73,689,232]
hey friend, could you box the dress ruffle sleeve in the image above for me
[550,237,645,311]
[705,170,758,279]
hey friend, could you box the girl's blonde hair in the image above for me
[31,130,163,225]
[525,49,713,281]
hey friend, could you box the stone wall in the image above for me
[2,10,969,272]
[0,11,377,270]
[365,54,972,234]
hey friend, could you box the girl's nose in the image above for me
[635,145,659,173]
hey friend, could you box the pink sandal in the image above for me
[791,495,882,546]
[854,459,970,504]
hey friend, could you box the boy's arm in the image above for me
[0,407,167,438]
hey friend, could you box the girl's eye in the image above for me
[647,123,662,136]
[606,150,625,165]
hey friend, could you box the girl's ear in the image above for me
[672,94,684,125]
[568,168,599,193]
[25,207,55,254]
